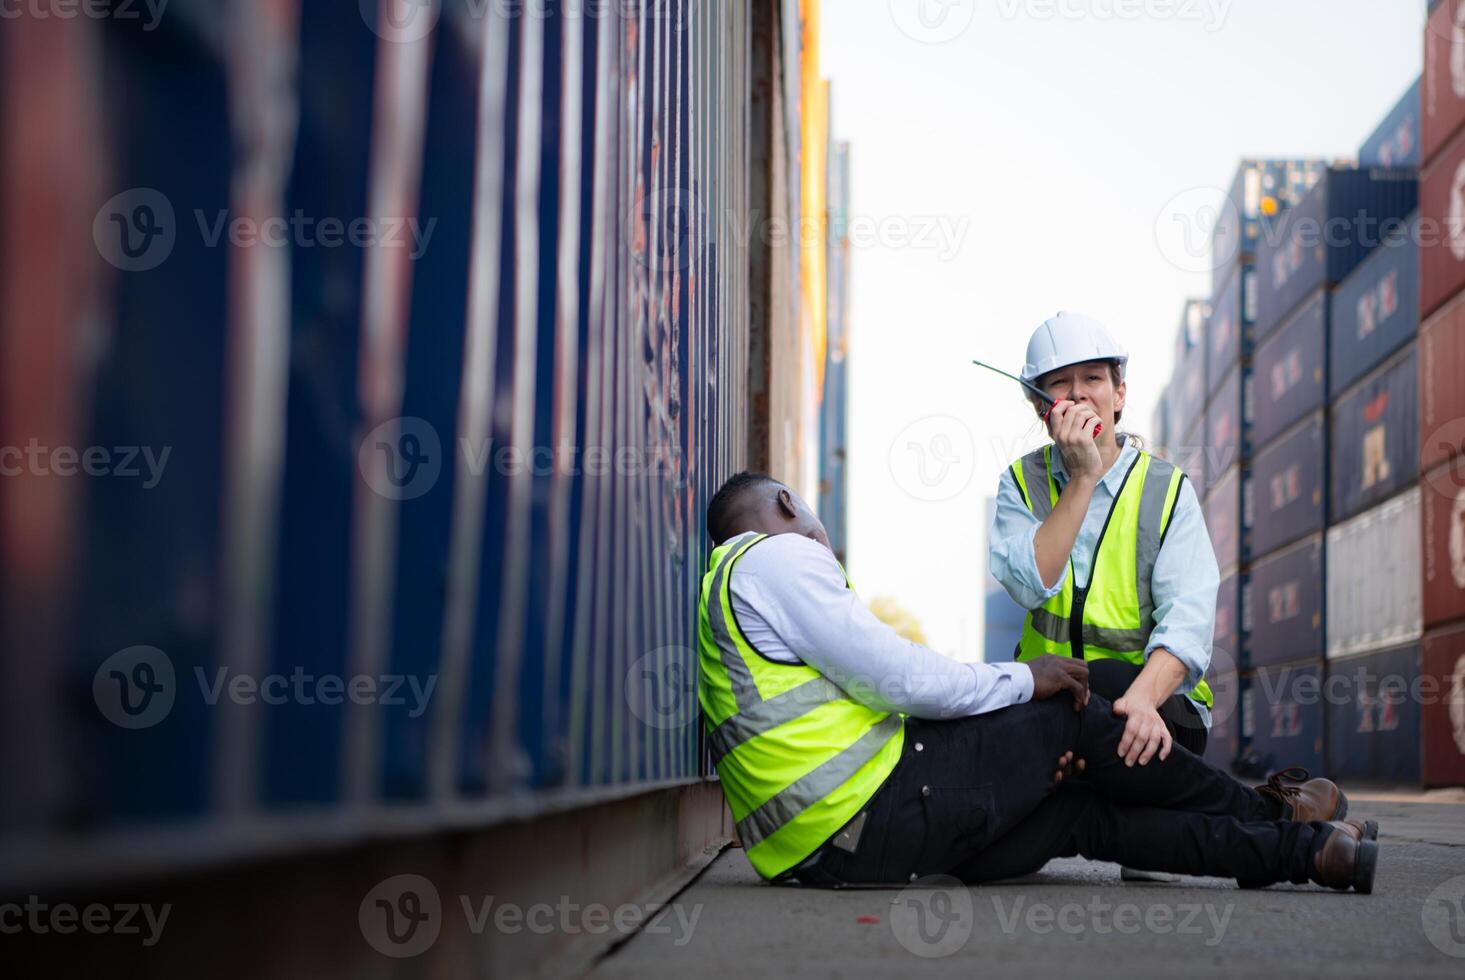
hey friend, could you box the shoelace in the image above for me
[1257,766,1312,808]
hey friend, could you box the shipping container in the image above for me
[1328,221,1418,398]
[1360,77,1421,169]
[1252,290,1327,448]
[1422,458,1465,628]
[1207,262,1256,396]
[1255,168,1417,337]
[1326,486,1423,658]
[1329,344,1420,522]
[1244,661,1327,777]
[1206,363,1249,474]
[1326,644,1422,784]
[1425,0,1465,163]
[1203,670,1244,772]
[1211,160,1327,294]
[1174,297,1208,366]
[1214,571,1245,668]
[1249,533,1326,669]
[1171,416,1208,502]
[1170,301,1209,439]
[1420,291,1465,471]
[1204,464,1245,574]
[1420,123,1465,317]
[1250,413,1327,557]
[1422,620,1465,786]
[1151,382,1171,450]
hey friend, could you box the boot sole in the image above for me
[1353,838,1378,894]
[1363,819,1378,841]
[1334,789,1348,821]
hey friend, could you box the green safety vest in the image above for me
[696,533,905,880]
[1010,445,1214,711]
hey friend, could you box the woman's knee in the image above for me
[1085,658,1141,700]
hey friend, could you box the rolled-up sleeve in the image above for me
[988,468,1066,610]
[1144,478,1219,691]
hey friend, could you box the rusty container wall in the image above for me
[0,0,800,907]
[1422,459,1465,629]
[1422,620,1465,786]
[1420,290,1465,472]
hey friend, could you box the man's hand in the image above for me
[1047,400,1102,480]
[1054,750,1086,783]
[1028,655,1090,710]
[1113,696,1172,766]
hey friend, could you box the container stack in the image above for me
[1197,160,1329,771]
[1419,1,1465,787]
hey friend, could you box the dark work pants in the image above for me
[1086,658,1209,757]
[797,694,1327,888]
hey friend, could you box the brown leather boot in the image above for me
[1309,821,1379,894]
[1254,766,1349,822]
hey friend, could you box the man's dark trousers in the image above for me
[795,693,1327,888]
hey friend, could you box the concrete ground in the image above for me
[588,789,1465,979]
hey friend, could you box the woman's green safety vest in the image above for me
[1010,445,1214,711]
[697,533,905,880]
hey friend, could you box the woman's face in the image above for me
[1035,359,1126,436]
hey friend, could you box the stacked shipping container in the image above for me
[1420,0,1465,785]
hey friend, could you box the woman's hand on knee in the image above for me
[1112,696,1171,767]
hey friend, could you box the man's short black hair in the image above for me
[706,471,779,545]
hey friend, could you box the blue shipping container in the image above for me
[1245,661,1327,777]
[1330,344,1421,523]
[1326,644,1422,784]
[1252,290,1327,449]
[1172,348,1207,442]
[1251,412,1327,557]
[1171,416,1208,502]
[1214,571,1245,669]
[1211,160,1328,294]
[1255,167,1418,337]
[1248,534,1326,669]
[1207,262,1257,396]
[1206,363,1250,473]
[1204,465,1245,574]
[1329,224,1419,397]
[1359,78,1421,169]
[1204,670,1244,772]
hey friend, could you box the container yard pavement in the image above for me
[589,790,1465,979]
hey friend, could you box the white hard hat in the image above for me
[1020,311,1129,382]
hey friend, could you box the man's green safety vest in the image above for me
[696,533,905,880]
[1010,445,1214,711]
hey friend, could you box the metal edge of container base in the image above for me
[1246,532,1326,670]
[1328,216,1419,399]
[1421,619,1465,787]
[1240,660,1327,779]
[1360,75,1421,170]
[1326,485,1423,660]
[1325,643,1423,785]
[1422,458,1465,630]
[1255,168,1418,339]
[1251,288,1328,450]
[1249,411,1327,559]
[1328,341,1420,525]
[1419,286,1465,473]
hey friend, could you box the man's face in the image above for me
[1037,360,1126,434]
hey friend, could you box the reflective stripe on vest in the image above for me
[697,533,904,877]
[1010,446,1213,710]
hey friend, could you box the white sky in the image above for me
[824,0,1425,661]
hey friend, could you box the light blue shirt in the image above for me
[988,434,1219,728]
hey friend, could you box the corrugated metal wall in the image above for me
[0,0,797,888]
